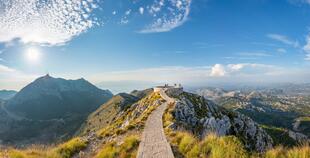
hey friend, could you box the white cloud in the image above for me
[213,63,278,76]
[288,0,310,5]
[0,0,98,45]
[125,9,132,15]
[140,0,192,33]
[210,64,226,77]
[0,64,38,90]
[176,0,183,9]
[238,52,271,57]
[120,18,129,25]
[228,64,245,71]
[227,63,277,73]
[0,64,15,73]
[305,54,310,61]
[277,48,287,53]
[139,7,144,15]
[303,35,310,52]
[267,34,299,47]
[302,35,310,61]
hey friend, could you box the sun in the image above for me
[26,47,41,63]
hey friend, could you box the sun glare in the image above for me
[26,47,41,63]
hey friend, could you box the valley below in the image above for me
[193,85,310,146]
[0,77,309,158]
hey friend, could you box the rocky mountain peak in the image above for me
[6,75,113,120]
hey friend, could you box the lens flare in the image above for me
[26,47,41,63]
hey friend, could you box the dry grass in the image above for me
[0,137,87,158]
[265,145,310,158]
[54,137,87,158]
[95,135,139,158]
[168,132,248,158]
[97,92,162,138]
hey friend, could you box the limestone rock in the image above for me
[288,130,309,143]
[171,92,273,152]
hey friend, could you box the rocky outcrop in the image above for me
[170,92,273,152]
[288,130,308,143]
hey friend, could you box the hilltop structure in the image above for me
[154,84,183,91]
[154,84,183,95]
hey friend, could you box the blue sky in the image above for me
[1,0,310,92]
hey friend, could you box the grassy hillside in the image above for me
[79,93,138,135]
[295,117,310,137]
[0,91,164,158]
[260,125,297,146]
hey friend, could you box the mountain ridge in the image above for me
[0,75,113,145]
[6,74,112,120]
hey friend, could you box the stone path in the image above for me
[137,90,175,158]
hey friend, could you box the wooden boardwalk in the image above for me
[136,90,174,158]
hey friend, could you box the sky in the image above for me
[1,0,310,93]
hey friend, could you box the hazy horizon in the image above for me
[3,73,310,94]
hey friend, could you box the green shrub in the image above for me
[121,135,140,152]
[178,133,197,154]
[7,150,26,158]
[96,135,140,158]
[202,134,248,158]
[187,144,201,157]
[96,142,119,158]
[55,137,87,158]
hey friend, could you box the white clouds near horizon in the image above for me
[1,63,310,91]
[0,64,15,73]
[87,63,310,87]
[0,64,38,90]
[210,64,226,77]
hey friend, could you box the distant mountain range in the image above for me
[0,74,112,145]
[0,90,17,100]
[193,86,310,145]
